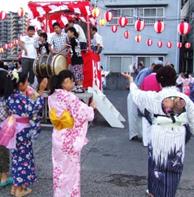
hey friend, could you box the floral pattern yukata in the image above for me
[48,89,94,197]
[6,90,44,187]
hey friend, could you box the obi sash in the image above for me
[49,108,74,130]
[0,115,29,149]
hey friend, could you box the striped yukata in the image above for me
[129,83,194,197]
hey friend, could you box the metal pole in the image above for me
[87,14,91,50]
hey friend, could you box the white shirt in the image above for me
[21,35,37,59]
[49,32,67,53]
[74,24,86,43]
[92,32,103,48]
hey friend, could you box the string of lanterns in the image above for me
[0,8,26,54]
[92,8,192,49]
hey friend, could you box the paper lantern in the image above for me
[111,25,118,33]
[154,20,165,33]
[4,44,8,50]
[185,42,191,49]
[146,39,153,46]
[92,7,100,18]
[118,17,128,28]
[157,41,163,48]
[178,21,191,35]
[0,11,7,20]
[135,35,142,43]
[99,19,106,26]
[0,48,4,53]
[18,7,25,17]
[177,42,182,48]
[135,19,145,32]
[8,43,13,49]
[124,31,130,39]
[167,41,173,48]
[13,39,19,45]
[104,11,112,22]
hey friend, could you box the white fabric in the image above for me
[127,93,142,140]
[142,117,151,146]
[20,35,37,59]
[130,83,194,166]
[74,24,86,43]
[92,32,103,48]
[130,83,194,132]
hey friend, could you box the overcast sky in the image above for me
[3,0,64,12]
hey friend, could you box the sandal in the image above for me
[11,186,16,196]
[15,188,32,197]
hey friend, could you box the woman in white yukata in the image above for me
[123,66,194,197]
[48,70,95,197]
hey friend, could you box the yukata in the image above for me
[48,89,94,197]
[6,90,44,187]
[140,73,162,146]
[128,68,152,140]
[0,97,9,174]
[130,83,194,197]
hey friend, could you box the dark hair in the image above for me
[153,64,163,73]
[27,26,35,31]
[67,27,79,38]
[52,22,61,28]
[50,70,75,94]
[156,65,177,87]
[40,32,48,41]
[91,26,97,32]
[10,71,28,90]
[0,70,13,98]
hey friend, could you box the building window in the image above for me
[137,7,165,24]
[108,8,134,25]
[107,56,133,72]
[137,56,165,67]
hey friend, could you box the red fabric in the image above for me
[140,73,161,92]
[28,1,95,32]
[82,51,102,90]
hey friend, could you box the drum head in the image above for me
[51,54,67,76]
[39,55,49,77]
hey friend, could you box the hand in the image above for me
[121,72,133,82]
[39,78,48,94]
[90,100,96,109]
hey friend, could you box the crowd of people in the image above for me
[0,15,194,197]
[0,19,104,197]
[125,62,194,197]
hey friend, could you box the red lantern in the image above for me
[124,31,130,39]
[154,20,165,33]
[118,17,128,28]
[135,35,142,43]
[178,21,191,35]
[146,39,153,46]
[13,39,19,45]
[177,42,183,48]
[92,7,100,18]
[135,19,145,32]
[111,25,118,33]
[104,11,113,22]
[185,42,191,49]
[18,7,25,17]
[8,43,13,49]
[157,41,163,48]
[167,41,173,48]
[0,11,7,20]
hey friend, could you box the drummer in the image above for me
[37,32,50,55]
[49,22,68,55]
